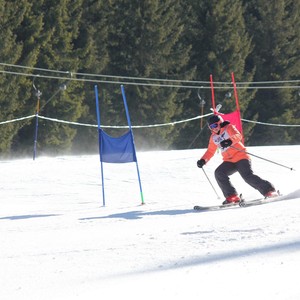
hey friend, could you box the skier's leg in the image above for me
[236,159,275,196]
[215,162,238,197]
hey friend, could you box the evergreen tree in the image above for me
[244,0,300,145]
[0,0,34,155]
[71,0,110,154]
[103,0,194,149]
[177,0,254,148]
[12,0,89,155]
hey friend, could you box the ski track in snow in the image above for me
[0,145,299,299]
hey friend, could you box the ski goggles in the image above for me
[209,122,219,129]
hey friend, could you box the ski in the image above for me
[194,189,300,212]
[239,193,285,208]
[194,193,243,211]
[193,202,240,211]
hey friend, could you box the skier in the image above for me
[197,114,278,205]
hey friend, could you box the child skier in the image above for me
[197,114,278,205]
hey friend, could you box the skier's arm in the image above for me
[200,136,218,163]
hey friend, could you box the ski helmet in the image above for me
[208,114,223,131]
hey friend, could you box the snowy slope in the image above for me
[0,145,299,300]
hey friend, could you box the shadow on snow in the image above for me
[80,209,193,220]
[0,214,60,220]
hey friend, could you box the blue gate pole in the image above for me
[94,85,106,206]
[121,85,145,204]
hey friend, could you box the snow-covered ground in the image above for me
[0,145,299,300]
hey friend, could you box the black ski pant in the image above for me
[214,159,274,198]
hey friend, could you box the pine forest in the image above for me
[0,0,299,157]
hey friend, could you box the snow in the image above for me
[0,145,299,300]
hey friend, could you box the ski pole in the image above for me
[201,167,221,199]
[230,145,296,171]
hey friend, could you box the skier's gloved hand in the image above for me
[220,139,232,149]
[197,159,206,168]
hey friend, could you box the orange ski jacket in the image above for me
[201,122,249,163]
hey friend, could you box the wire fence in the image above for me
[1,62,300,89]
[1,113,300,128]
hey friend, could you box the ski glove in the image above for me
[220,139,232,149]
[197,159,206,168]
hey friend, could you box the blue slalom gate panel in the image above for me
[99,129,137,163]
